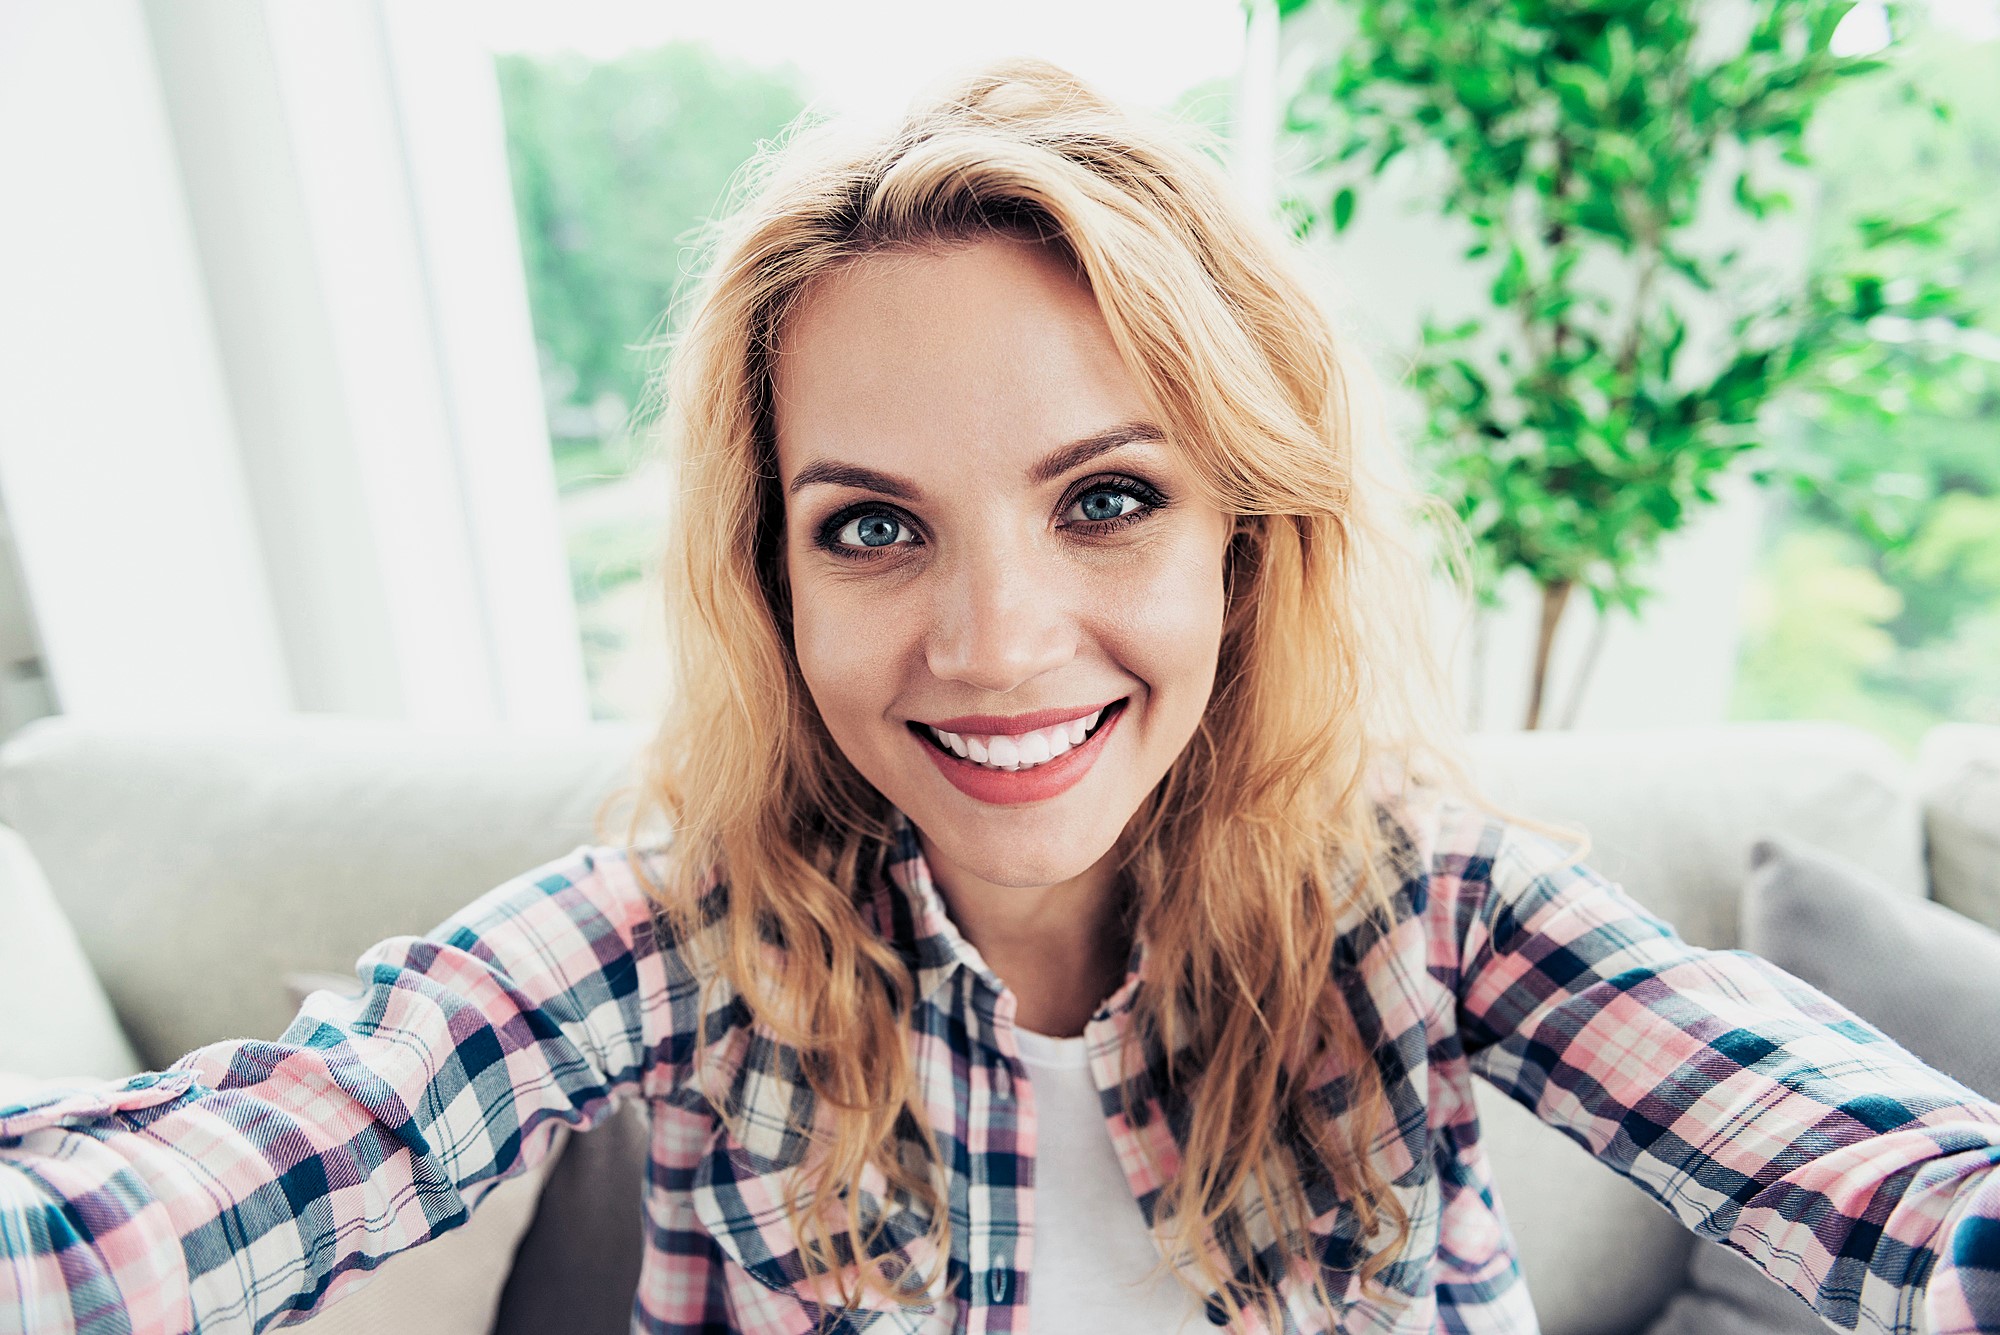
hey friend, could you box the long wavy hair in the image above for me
[621,56,1580,1327]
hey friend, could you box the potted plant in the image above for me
[1278,0,1961,727]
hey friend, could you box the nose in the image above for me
[924,543,1076,694]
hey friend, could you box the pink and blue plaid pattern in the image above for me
[3,792,1997,1333]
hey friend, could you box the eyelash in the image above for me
[812,475,1168,560]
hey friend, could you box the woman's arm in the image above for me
[1435,802,2000,1335]
[0,843,701,1335]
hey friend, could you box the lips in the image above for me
[910,698,1128,806]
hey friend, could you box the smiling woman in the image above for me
[631,57,1486,1330]
[3,52,1997,1335]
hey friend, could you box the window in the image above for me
[1729,1,2000,755]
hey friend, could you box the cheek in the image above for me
[789,583,847,699]
[1095,534,1229,696]
[787,566,907,724]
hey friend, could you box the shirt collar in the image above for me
[864,806,1149,1023]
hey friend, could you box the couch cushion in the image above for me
[0,822,142,1080]
[1918,722,2000,931]
[1744,835,2000,1099]
[1466,721,1926,951]
[0,715,650,1067]
[1461,722,1926,1335]
[1639,834,2000,1335]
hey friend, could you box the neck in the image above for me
[918,833,1132,1039]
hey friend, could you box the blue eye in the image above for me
[830,512,915,551]
[1067,487,1142,524]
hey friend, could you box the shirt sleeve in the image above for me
[0,843,694,1335]
[1436,803,2000,1335]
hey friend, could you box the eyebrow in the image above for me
[784,420,1166,501]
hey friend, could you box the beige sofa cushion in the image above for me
[0,822,142,1081]
[1918,723,2000,931]
[0,717,649,1335]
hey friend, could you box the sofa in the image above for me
[1,713,1996,1334]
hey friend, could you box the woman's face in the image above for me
[773,235,1232,893]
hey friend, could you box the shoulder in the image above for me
[429,842,731,951]
[1366,776,1589,898]
[375,843,744,1066]
[1359,779,1610,985]
[419,843,676,970]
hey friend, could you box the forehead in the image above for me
[769,236,1151,482]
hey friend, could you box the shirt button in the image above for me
[987,1269,1012,1304]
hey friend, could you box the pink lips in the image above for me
[914,700,1126,806]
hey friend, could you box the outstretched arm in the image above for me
[0,843,701,1334]
[1436,802,2000,1335]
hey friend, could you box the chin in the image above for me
[915,807,1125,888]
[965,851,1095,890]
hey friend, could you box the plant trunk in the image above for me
[1523,578,1573,730]
[1558,601,1610,730]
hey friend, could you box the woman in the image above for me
[3,57,1997,1335]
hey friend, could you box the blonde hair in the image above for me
[621,56,1578,1328]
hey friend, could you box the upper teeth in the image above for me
[929,708,1105,771]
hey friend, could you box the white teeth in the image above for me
[925,703,1115,772]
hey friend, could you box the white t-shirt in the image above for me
[1014,1025,1208,1334]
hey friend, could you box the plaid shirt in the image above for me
[4,792,1998,1334]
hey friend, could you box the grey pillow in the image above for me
[1641,834,2000,1335]
[492,1097,652,1335]
[1741,834,1999,1102]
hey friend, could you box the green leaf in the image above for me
[1332,186,1357,232]
[1491,245,1528,307]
